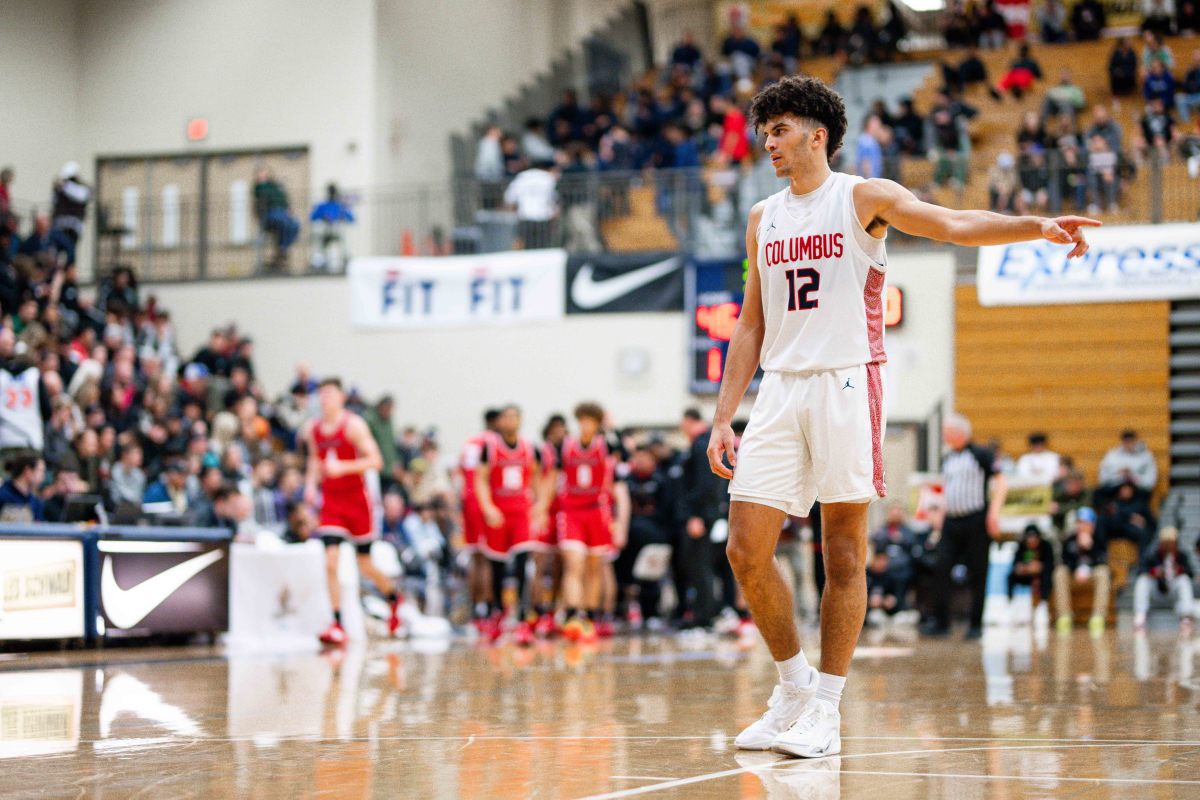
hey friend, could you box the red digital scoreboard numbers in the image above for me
[689,261,903,394]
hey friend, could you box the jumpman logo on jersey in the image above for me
[842,378,854,390]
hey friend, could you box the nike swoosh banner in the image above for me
[98,540,229,636]
[566,253,684,314]
[349,249,566,328]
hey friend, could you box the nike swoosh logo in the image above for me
[570,257,680,310]
[101,549,224,629]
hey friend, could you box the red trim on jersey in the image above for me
[866,362,887,498]
[863,266,887,364]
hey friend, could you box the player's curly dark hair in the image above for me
[748,75,847,161]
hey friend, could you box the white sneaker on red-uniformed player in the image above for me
[735,679,816,750]
[772,698,841,758]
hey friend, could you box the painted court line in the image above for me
[575,742,1200,800]
[72,733,1200,746]
[834,769,1200,787]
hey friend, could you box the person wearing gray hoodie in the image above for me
[1098,429,1158,493]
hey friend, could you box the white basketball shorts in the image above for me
[728,364,887,516]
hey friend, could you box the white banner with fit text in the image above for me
[977,223,1200,306]
[349,250,566,328]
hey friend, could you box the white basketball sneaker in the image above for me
[735,679,816,750]
[772,699,841,758]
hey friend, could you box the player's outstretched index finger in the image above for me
[1057,215,1103,227]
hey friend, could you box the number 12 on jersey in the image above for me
[785,268,820,311]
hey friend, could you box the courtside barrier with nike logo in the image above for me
[0,524,232,645]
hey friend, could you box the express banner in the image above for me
[977,223,1200,306]
[566,253,684,314]
[349,250,566,329]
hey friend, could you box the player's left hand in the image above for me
[323,459,347,479]
[1041,215,1102,258]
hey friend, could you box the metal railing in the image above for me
[49,150,1200,282]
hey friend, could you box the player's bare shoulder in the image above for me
[852,178,907,233]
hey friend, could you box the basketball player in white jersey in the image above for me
[709,76,1099,758]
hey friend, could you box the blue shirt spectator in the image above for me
[0,453,45,523]
[856,118,885,179]
[1144,61,1177,109]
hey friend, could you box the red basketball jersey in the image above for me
[459,433,488,502]
[486,434,535,510]
[559,435,611,510]
[312,413,366,498]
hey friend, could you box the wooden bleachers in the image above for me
[954,284,1172,495]
[908,36,1199,222]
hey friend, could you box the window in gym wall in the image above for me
[161,184,180,248]
[230,179,249,245]
[121,187,139,250]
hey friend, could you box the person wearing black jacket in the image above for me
[1053,506,1110,634]
[1007,525,1054,605]
[677,408,723,628]
[615,445,674,625]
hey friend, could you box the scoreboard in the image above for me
[687,259,904,394]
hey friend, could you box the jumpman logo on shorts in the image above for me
[842,377,854,390]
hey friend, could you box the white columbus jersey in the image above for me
[0,366,43,450]
[755,171,888,373]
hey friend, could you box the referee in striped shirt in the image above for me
[920,413,1008,640]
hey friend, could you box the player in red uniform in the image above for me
[547,402,628,643]
[527,414,567,638]
[459,408,501,638]
[474,404,553,645]
[304,378,401,645]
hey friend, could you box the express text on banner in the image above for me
[977,223,1200,306]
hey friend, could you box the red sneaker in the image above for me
[388,598,403,637]
[534,613,558,638]
[485,611,505,644]
[513,620,536,647]
[319,621,347,646]
[578,618,598,644]
[561,616,584,642]
[594,619,615,639]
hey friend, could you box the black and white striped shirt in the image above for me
[942,444,998,518]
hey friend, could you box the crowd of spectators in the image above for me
[866,425,1197,637]
[475,6,911,198]
[474,2,1200,243]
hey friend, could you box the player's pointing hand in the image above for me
[707,422,737,480]
[1040,215,1102,259]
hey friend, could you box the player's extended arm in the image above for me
[708,203,768,479]
[856,179,1100,257]
[302,422,320,505]
[474,464,502,526]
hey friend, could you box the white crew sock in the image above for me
[775,651,817,689]
[814,672,847,709]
